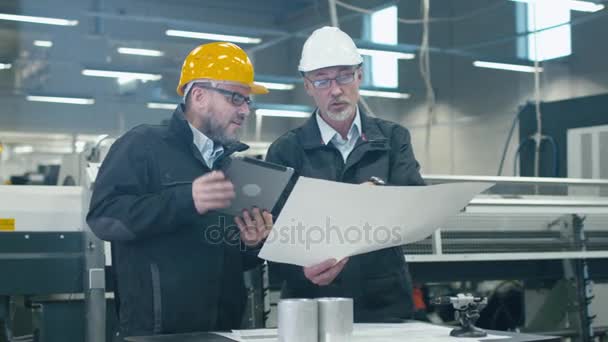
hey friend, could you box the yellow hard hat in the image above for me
[176,42,268,96]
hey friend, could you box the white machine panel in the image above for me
[0,185,83,231]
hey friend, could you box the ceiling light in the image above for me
[26,95,95,105]
[147,102,176,110]
[0,13,78,26]
[360,89,411,99]
[82,69,162,81]
[510,0,604,12]
[0,63,11,70]
[165,29,262,44]
[568,0,605,12]
[34,40,53,47]
[256,82,295,91]
[117,47,164,57]
[473,61,543,73]
[358,48,415,60]
[14,145,34,154]
[256,109,310,118]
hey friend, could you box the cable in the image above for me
[514,138,534,176]
[497,108,525,176]
[541,135,559,177]
[496,107,561,177]
[327,0,339,28]
[458,6,607,52]
[527,1,543,178]
[419,0,436,171]
[328,0,378,117]
[335,0,508,24]
[513,135,558,177]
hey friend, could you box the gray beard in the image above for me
[200,114,238,146]
[325,108,353,121]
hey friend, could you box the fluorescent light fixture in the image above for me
[14,145,34,154]
[0,13,78,26]
[26,95,95,105]
[256,109,310,118]
[360,89,411,99]
[82,69,162,81]
[510,0,604,12]
[256,82,295,91]
[568,0,605,12]
[117,47,164,57]
[147,102,176,110]
[165,29,262,44]
[358,48,415,60]
[117,77,137,85]
[473,60,544,73]
[34,40,53,47]
[0,63,11,70]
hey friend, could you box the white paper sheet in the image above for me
[224,322,509,342]
[258,178,493,266]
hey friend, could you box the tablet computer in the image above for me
[219,157,296,217]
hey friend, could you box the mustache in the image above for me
[330,98,351,105]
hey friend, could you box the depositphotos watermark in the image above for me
[204,216,405,250]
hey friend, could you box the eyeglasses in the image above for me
[304,71,358,89]
[193,84,252,107]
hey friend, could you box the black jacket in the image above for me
[265,110,425,323]
[87,105,260,337]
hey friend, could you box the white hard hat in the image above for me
[298,26,363,73]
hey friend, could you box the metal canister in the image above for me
[318,298,353,342]
[278,298,318,342]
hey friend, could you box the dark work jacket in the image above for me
[87,105,261,337]
[265,110,425,323]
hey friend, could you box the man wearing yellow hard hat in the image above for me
[266,26,425,323]
[87,42,271,338]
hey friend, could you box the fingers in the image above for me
[262,210,273,230]
[192,171,236,214]
[237,208,273,247]
[198,170,228,183]
[304,258,349,286]
[304,259,337,279]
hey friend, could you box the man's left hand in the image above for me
[235,208,273,247]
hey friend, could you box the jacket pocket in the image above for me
[150,263,163,334]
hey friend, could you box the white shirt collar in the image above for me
[315,107,362,145]
[188,123,224,168]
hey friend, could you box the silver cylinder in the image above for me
[278,299,318,342]
[318,298,353,342]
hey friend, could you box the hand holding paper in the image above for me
[258,177,493,266]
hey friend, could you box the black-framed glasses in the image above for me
[304,71,358,89]
[193,84,252,107]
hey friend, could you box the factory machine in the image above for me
[0,165,112,342]
[405,176,608,342]
[0,160,266,342]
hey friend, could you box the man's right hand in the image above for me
[303,258,349,286]
[192,171,235,215]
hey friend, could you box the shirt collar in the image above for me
[315,107,362,145]
[188,123,224,159]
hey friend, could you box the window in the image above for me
[517,0,572,61]
[368,5,398,88]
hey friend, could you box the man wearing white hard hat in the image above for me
[266,26,425,322]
